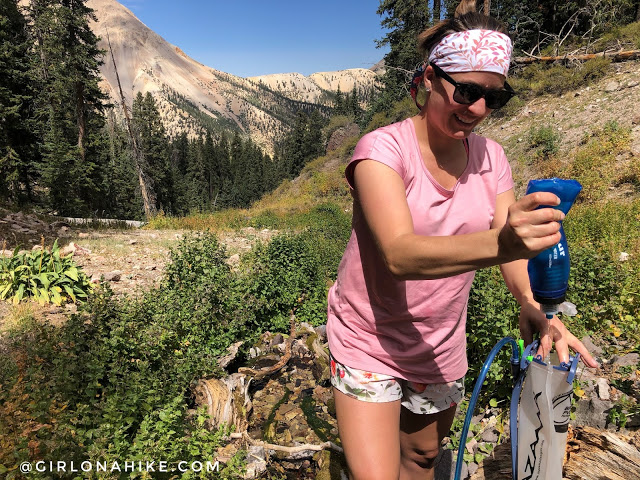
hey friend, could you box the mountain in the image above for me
[86,0,380,151]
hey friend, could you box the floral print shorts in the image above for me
[330,354,465,415]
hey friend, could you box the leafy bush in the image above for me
[527,125,561,159]
[0,240,93,305]
[510,57,611,97]
[563,121,631,202]
[467,266,520,400]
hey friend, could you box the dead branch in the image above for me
[228,432,344,455]
[105,28,157,218]
[238,309,296,379]
[513,50,640,65]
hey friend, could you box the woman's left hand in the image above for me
[519,300,599,368]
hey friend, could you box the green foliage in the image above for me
[376,0,431,102]
[563,121,631,203]
[466,266,520,400]
[245,233,328,330]
[0,240,93,305]
[526,125,561,159]
[510,57,611,97]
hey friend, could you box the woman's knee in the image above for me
[400,444,441,470]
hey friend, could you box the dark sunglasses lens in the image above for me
[453,84,483,105]
[454,83,513,109]
[485,91,513,109]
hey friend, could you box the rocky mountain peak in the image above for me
[86,0,381,151]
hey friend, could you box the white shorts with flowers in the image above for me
[330,354,464,415]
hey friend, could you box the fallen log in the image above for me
[564,426,640,480]
[193,373,252,432]
[513,49,640,65]
[470,426,640,480]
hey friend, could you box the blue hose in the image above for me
[453,337,521,480]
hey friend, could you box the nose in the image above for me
[466,96,491,116]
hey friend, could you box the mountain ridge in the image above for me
[86,0,381,151]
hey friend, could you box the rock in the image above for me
[315,325,327,342]
[244,446,267,479]
[434,448,456,480]
[103,271,122,282]
[573,397,613,429]
[611,353,639,367]
[227,254,240,266]
[597,378,611,401]
[618,252,630,262]
[327,123,360,152]
[468,462,479,477]
[481,429,499,443]
[268,335,285,350]
[604,81,620,92]
[581,336,603,356]
[216,443,239,463]
[466,438,478,454]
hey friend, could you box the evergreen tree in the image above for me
[334,85,347,116]
[27,0,108,215]
[376,0,431,103]
[0,0,39,204]
[132,92,173,213]
[102,109,140,218]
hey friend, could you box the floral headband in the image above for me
[409,29,513,110]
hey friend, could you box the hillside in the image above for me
[252,60,640,214]
[86,0,381,151]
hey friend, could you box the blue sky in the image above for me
[119,0,390,78]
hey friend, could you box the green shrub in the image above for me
[527,125,561,159]
[563,121,631,202]
[467,266,520,400]
[0,240,93,305]
[510,57,611,97]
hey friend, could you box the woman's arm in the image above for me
[494,189,599,368]
[353,159,565,280]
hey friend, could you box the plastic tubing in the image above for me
[453,336,520,480]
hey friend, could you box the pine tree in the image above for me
[0,0,39,204]
[132,92,173,213]
[27,0,108,215]
[376,0,431,102]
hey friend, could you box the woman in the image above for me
[325,2,598,479]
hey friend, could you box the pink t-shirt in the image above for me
[326,118,514,383]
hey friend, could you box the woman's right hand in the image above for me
[497,192,566,261]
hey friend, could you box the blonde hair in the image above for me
[417,0,508,61]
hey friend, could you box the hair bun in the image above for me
[455,0,477,18]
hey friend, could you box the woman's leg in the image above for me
[398,405,457,480]
[334,388,402,480]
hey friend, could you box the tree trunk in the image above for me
[563,426,640,480]
[105,30,157,218]
[469,426,640,480]
[513,50,640,64]
[484,0,491,16]
[76,81,86,162]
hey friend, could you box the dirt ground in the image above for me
[0,218,277,327]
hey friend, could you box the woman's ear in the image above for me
[423,65,435,92]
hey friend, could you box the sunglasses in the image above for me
[430,63,516,109]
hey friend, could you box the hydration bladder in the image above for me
[454,178,583,480]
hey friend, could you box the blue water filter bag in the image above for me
[526,179,582,316]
